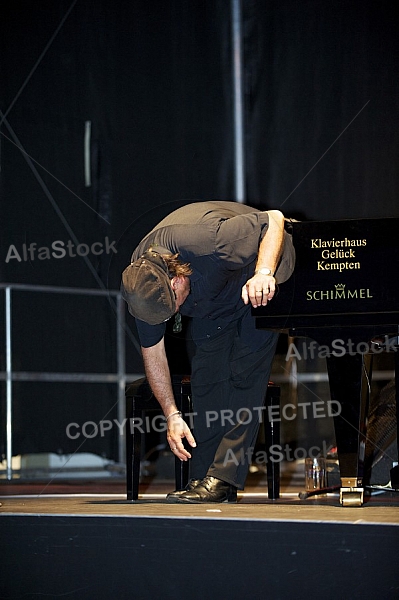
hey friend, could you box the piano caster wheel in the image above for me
[340,488,364,507]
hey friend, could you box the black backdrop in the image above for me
[1,0,398,458]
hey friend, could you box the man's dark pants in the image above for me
[190,312,279,489]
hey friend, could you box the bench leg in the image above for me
[126,399,142,501]
[265,386,281,500]
[173,380,191,491]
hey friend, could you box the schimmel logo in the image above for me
[5,237,117,263]
[306,283,373,301]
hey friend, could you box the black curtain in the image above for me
[0,0,233,456]
[244,0,399,219]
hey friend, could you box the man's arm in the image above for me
[141,338,196,461]
[241,209,285,308]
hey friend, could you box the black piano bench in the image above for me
[126,375,192,501]
[125,377,281,501]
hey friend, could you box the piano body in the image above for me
[253,217,399,506]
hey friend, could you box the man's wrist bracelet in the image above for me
[255,267,274,276]
[166,410,182,421]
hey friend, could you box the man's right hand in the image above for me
[167,413,196,461]
[141,338,196,460]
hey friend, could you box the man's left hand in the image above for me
[242,273,276,307]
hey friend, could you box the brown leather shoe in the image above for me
[172,476,237,503]
[166,479,202,503]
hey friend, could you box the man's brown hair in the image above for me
[162,253,192,278]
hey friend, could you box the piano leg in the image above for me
[390,348,399,488]
[326,352,372,507]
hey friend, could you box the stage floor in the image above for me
[2,475,399,600]
[1,476,399,525]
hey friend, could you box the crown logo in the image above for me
[335,284,345,290]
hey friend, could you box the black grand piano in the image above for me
[253,217,399,506]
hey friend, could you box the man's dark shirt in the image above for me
[133,201,277,348]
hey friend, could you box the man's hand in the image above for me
[142,338,196,461]
[242,209,284,308]
[166,413,197,461]
[242,273,276,307]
